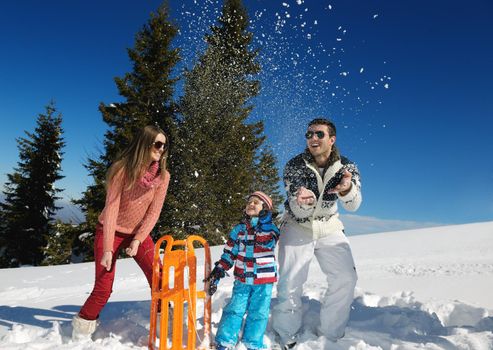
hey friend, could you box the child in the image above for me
[206,191,280,350]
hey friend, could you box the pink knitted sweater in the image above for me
[98,167,170,252]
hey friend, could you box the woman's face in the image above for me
[150,133,167,162]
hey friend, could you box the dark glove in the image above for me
[208,279,219,296]
[204,265,226,296]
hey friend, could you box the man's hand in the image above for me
[100,251,113,271]
[125,239,140,257]
[296,186,316,206]
[330,170,352,195]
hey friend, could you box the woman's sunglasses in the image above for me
[305,130,326,139]
[151,141,168,151]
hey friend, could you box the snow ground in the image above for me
[1,221,492,349]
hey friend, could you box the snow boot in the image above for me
[272,339,296,350]
[72,314,97,341]
[284,341,296,349]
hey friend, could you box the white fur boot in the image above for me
[72,314,97,341]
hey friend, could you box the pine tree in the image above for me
[74,3,180,258]
[0,102,65,267]
[42,220,77,266]
[252,145,283,210]
[172,0,281,243]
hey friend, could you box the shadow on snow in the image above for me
[1,297,492,347]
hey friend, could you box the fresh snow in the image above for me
[1,221,492,349]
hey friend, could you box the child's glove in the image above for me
[204,265,226,296]
[208,278,219,296]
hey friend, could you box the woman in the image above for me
[72,125,170,340]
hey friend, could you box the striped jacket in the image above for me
[217,212,280,285]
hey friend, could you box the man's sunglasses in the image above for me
[151,141,168,151]
[305,130,326,139]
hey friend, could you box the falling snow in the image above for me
[174,0,390,162]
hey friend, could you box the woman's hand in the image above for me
[100,251,113,271]
[125,239,141,257]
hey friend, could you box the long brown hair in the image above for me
[106,125,169,189]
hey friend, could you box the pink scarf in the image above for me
[139,161,161,188]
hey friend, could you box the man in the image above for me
[272,118,362,348]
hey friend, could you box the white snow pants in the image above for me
[272,222,357,343]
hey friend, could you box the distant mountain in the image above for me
[55,200,84,223]
[0,193,84,223]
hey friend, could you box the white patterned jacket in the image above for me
[282,150,362,239]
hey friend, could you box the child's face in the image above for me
[245,196,264,217]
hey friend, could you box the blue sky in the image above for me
[1,0,492,233]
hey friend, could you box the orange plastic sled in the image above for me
[149,235,212,350]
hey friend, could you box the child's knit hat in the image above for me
[248,191,273,211]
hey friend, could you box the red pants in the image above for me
[79,224,156,320]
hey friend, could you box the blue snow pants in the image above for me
[215,281,273,349]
